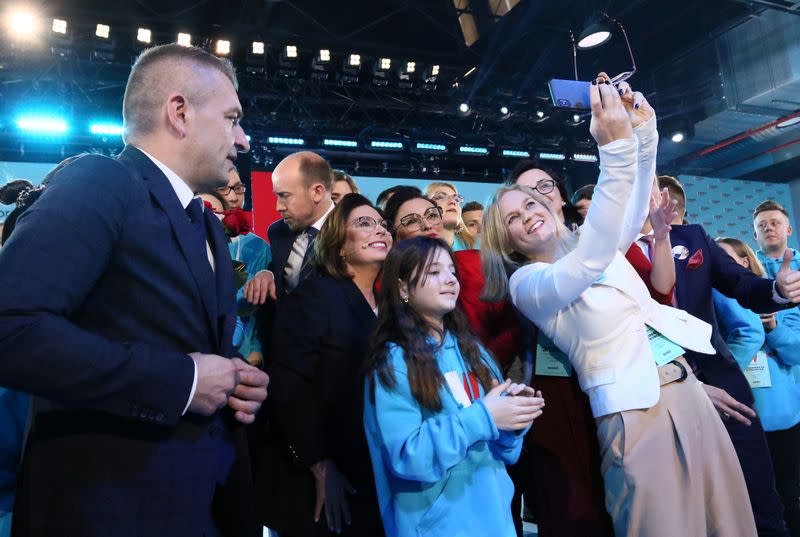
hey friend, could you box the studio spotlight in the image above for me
[95,24,110,39]
[52,18,67,35]
[215,40,230,56]
[536,110,545,119]
[577,15,612,49]
[431,65,440,76]
[380,57,392,70]
[177,33,191,47]
[459,103,471,114]
[500,106,509,116]
[348,53,361,67]
[573,113,580,123]
[671,132,684,143]
[285,45,298,59]
[252,41,265,55]
[136,28,151,44]
[405,61,416,73]
[319,49,331,62]
[8,9,38,39]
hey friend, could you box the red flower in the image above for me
[687,249,704,270]
[221,208,252,237]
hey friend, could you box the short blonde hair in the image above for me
[481,184,577,301]
[425,181,477,249]
[333,170,359,194]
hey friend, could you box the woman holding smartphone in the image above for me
[481,75,756,536]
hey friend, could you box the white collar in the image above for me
[137,147,195,210]
[310,200,335,231]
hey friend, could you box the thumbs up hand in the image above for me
[775,249,800,303]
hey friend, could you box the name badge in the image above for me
[744,351,772,389]
[535,333,573,378]
[443,371,472,407]
[646,325,685,366]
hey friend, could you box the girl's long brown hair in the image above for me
[366,236,495,411]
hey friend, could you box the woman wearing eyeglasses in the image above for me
[383,187,521,385]
[508,164,583,230]
[265,193,389,537]
[425,182,478,251]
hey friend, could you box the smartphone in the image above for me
[548,79,591,110]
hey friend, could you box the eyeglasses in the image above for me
[530,179,557,196]
[217,184,246,195]
[570,13,636,85]
[351,215,392,233]
[397,206,443,232]
[430,192,465,205]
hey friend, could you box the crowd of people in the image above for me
[0,44,799,537]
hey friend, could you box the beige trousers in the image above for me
[595,372,757,537]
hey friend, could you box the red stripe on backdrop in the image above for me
[251,170,280,242]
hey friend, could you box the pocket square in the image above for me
[687,249,704,270]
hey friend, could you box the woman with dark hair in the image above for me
[383,187,520,370]
[263,193,389,537]
[507,161,582,229]
[363,236,544,537]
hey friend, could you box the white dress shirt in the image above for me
[510,117,715,418]
[137,147,200,416]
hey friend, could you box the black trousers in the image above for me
[724,414,790,537]
[766,422,800,537]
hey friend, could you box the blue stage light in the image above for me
[16,116,69,134]
[89,123,123,136]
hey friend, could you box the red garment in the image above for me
[453,250,520,370]
[625,242,675,305]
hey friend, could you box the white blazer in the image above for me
[510,117,714,418]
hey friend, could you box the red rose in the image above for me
[221,208,252,237]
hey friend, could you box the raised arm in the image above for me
[511,80,638,320]
[618,82,658,250]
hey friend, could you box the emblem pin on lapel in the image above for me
[672,245,689,260]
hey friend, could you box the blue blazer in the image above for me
[670,224,786,405]
[0,147,256,536]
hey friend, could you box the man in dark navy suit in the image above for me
[661,175,799,537]
[241,151,335,305]
[0,44,268,536]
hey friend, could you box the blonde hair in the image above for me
[715,237,766,277]
[481,184,577,301]
[425,181,477,249]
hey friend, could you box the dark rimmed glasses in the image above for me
[217,183,246,195]
[397,206,443,232]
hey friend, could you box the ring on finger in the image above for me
[721,411,731,420]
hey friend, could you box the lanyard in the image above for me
[461,371,480,403]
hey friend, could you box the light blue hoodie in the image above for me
[363,331,524,537]
[714,280,800,431]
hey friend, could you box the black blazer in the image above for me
[0,147,256,537]
[257,275,384,536]
[671,224,787,405]
[267,218,319,299]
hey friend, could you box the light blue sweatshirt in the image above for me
[363,331,524,537]
[714,284,800,431]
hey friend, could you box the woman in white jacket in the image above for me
[481,76,755,537]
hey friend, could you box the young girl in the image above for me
[363,236,544,537]
[481,77,756,536]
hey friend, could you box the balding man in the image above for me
[0,44,267,536]
[242,151,334,303]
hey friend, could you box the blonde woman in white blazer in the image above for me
[481,77,756,537]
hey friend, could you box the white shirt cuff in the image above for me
[182,356,199,415]
[772,280,792,305]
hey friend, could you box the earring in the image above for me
[402,296,409,303]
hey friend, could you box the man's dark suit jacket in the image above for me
[0,147,256,536]
[267,218,319,300]
[670,224,784,405]
[256,275,383,536]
